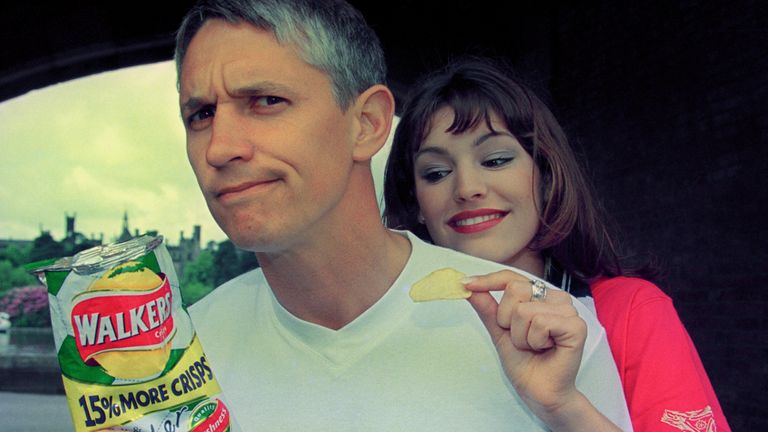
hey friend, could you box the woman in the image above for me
[383,57,729,431]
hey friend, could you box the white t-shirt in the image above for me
[190,231,632,431]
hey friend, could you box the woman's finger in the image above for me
[503,302,580,350]
[462,269,530,292]
[464,271,572,306]
[526,313,586,352]
[466,291,506,346]
[497,293,576,328]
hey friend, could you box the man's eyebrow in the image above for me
[181,97,207,114]
[231,81,293,98]
[180,81,295,114]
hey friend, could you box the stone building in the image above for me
[0,213,203,280]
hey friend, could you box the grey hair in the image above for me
[174,0,387,109]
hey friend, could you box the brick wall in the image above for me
[546,1,767,428]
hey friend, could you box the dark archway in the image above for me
[1,1,765,429]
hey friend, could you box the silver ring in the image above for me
[530,279,547,302]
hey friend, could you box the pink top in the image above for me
[591,277,730,432]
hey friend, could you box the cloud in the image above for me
[1,61,226,245]
[1,60,396,248]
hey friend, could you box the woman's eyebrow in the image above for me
[474,131,516,147]
[414,145,450,160]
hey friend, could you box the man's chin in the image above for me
[224,230,268,251]
[213,213,268,247]
[221,227,285,253]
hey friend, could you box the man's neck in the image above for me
[255,172,411,330]
[258,224,410,330]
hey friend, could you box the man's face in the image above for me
[179,20,357,252]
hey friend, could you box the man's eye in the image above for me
[253,96,286,107]
[187,105,216,127]
[481,156,514,168]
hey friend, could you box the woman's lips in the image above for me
[448,209,508,234]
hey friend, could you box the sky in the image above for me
[0,61,394,248]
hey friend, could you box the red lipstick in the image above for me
[447,209,507,234]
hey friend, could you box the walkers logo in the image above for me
[70,261,176,380]
[661,405,717,432]
[189,398,231,432]
[71,276,174,361]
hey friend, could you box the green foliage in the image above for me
[212,240,259,287]
[180,281,215,307]
[180,250,215,306]
[0,243,37,296]
[0,244,32,266]
[212,240,241,287]
[183,250,215,287]
[0,260,37,295]
[178,241,259,306]
[28,232,66,263]
[237,248,260,273]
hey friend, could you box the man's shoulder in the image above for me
[188,267,266,318]
[408,233,528,277]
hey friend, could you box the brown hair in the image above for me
[383,56,654,282]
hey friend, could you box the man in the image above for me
[175,0,632,430]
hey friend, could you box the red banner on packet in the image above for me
[71,276,175,364]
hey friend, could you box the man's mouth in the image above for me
[216,179,279,200]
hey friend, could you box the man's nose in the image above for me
[453,168,487,202]
[206,108,254,168]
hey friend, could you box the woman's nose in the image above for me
[453,168,487,202]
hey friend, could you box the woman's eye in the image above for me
[482,155,514,168]
[420,168,451,183]
[187,105,216,128]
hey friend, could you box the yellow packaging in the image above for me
[32,235,239,431]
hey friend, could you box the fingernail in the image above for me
[461,276,475,285]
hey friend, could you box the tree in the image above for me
[238,249,260,273]
[178,241,259,306]
[0,244,36,295]
[28,232,65,263]
[0,260,38,295]
[212,240,243,287]
[180,250,215,306]
[0,244,31,266]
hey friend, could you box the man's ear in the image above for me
[351,84,395,162]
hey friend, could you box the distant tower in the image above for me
[65,213,76,239]
[117,211,133,242]
[193,225,201,245]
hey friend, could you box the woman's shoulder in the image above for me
[591,276,672,311]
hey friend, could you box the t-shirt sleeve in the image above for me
[594,278,730,431]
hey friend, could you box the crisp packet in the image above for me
[30,234,239,432]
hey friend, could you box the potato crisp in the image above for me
[410,268,471,302]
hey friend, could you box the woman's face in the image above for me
[413,107,544,274]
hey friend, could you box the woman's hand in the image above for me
[464,270,620,430]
